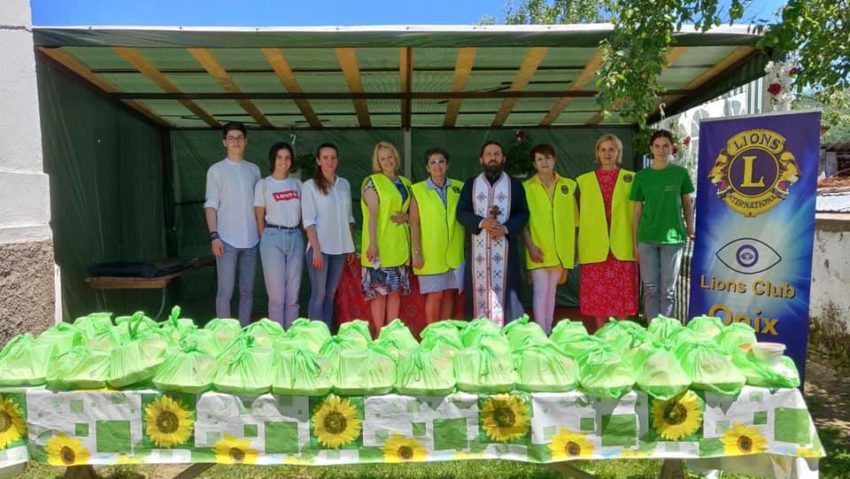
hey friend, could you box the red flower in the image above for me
[683,136,691,147]
[789,66,800,75]
[516,130,526,141]
[672,145,678,155]
[767,82,782,96]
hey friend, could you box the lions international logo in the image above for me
[708,129,800,217]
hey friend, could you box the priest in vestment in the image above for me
[456,140,529,326]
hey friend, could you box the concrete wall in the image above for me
[0,0,55,345]
[810,214,850,325]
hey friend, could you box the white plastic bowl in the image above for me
[752,342,786,365]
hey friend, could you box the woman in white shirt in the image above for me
[301,143,356,327]
[254,142,303,328]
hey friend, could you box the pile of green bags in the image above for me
[0,308,802,397]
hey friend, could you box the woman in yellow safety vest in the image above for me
[522,143,578,334]
[410,148,464,325]
[576,134,639,331]
[361,141,413,335]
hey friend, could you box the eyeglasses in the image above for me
[428,159,447,166]
[225,136,246,143]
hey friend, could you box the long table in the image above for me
[0,386,823,478]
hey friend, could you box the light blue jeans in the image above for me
[305,247,347,328]
[260,228,304,328]
[215,240,258,326]
[638,242,684,321]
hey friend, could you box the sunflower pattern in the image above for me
[720,422,768,456]
[651,391,703,441]
[144,395,194,448]
[383,434,427,463]
[549,428,595,460]
[46,434,91,466]
[480,394,530,442]
[311,395,362,449]
[0,396,26,450]
[213,434,259,464]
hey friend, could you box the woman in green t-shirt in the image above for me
[630,129,695,321]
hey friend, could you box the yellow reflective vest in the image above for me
[576,169,636,264]
[360,173,412,268]
[410,179,464,275]
[523,174,578,270]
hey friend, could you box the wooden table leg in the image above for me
[659,459,685,479]
[172,463,214,479]
[64,465,98,479]
[549,462,598,479]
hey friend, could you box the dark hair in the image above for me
[649,129,674,146]
[479,140,504,158]
[221,122,247,140]
[267,142,297,174]
[314,142,339,195]
[424,147,450,165]
[530,143,556,159]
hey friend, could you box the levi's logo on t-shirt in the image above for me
[273,190,299,202]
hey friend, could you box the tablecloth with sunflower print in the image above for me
[0,386,824,475]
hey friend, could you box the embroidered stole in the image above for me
[471,173,512,326]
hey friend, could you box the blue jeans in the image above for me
[260,228,304,328]
[638,242,684,321]
[215,240,258,326]
[305,247,347,328]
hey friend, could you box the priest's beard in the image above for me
[483,162,505,177]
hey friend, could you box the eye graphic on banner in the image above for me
[707,129,800,217]
[715,238,782,274]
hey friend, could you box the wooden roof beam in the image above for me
[188,48,273,128]
[113,47,219,128]
[491,47,549,128]
[37,47,172,128]
[443,47,477,128]
[400,47,413,129]
[335,47,371,128]
[540,51,602,126]
[261,48,322,128]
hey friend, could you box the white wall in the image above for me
[0,0,51,244]
[810,215,850,325]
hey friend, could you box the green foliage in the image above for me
[505,0,610,24]
[505,132,534,177]
[797,88,850,144]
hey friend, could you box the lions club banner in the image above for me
[689,111,820,378]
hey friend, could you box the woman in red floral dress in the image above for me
[575,134,639,331]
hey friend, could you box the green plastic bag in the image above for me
[183,329,222,357]
[460,318,501,347]
[335,344,396,395]
[109,312,170,388]
[717,323,758,353]
[0,334,56,386]
[243,318,285,348]
[420,320,466,340]
[287,318,331,352]
[272,349,334,395]
[337,320,373,344]
[513,342,578,392]
[319,335,368,370]
[160,306,197,342]
[667,327,703,350]
[550,319,588,343]
[501,315,547,350]
[553,333,604,359]
[647,315,684,347]
[395,347,456,395]
[213,336,274,396]
[730,350,800,389]
[153,339,217,394]
[469,332,512,358]
[373,338,404,362]
[84,324,123,351]
[687,315,726,339]
[675,341,745,395]
[114,312,157,339]
[275,334,316,353]
[631,344,691,400]
[378,319,419,350]
[46,346,111,390]
[454,344,516,393]
[37,323,84,357]
[203,318,243,351]
[419,334,463,371]
[577,345,635,399]
[594,319,648,351]
[73,312,113,340]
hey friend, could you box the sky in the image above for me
[30,0,785,27]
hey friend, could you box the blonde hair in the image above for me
[371,141,401,173]
[595,134,623,164]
